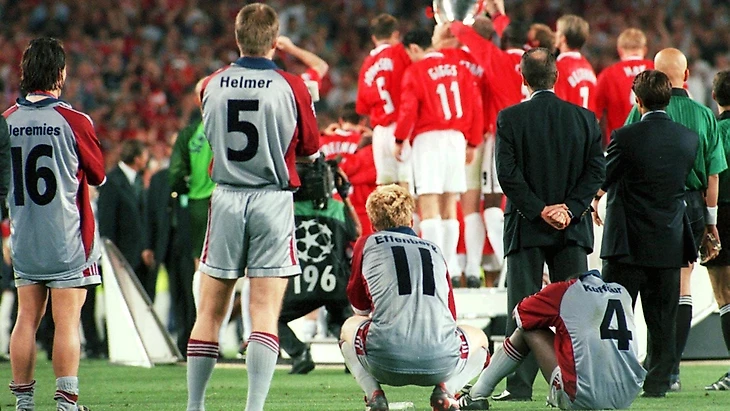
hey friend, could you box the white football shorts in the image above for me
[372,124,413,185]
[412,130,467,195]
[482,134,502,194]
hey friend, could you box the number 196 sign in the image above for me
[292,265,337,295]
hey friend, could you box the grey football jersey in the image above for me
[201,57,319,190]
[4,97,106,278]
[348,227,461,375]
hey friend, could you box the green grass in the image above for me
[1,360,729,410]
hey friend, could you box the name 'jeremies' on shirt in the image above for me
[220,76,273,89]
[10,124,62,136]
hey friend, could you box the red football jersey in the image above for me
[356,43,412,127]
[300,67,321,87]
[319,128,361,162]
[555,52,598,113]
[594,57,654,145]
[441,47,490,135]
[339,144,377,237]
[393,52,483,147]
[451,21,526,134]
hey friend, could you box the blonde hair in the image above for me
[617,28,647,51]
[556,15,589,49]
[366,185,415,231]
[235,3,279,57]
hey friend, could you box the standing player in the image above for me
[356,14,412,187]
[185,4,319,411]
[703,70,730,390]
[554,15,597,113]
[320,102,370,164]
[6,37,105,411]
[394,29,483,281]
[458,271,646,410]
[594,28,654,147]
[276,35,329,93]
[341,185,490,411]
[625,48,727,391]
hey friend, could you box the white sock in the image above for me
[301,319,317,341]
[340,340,382,398]
[483,208,505,261]
[246,332,280,411]
[420,218,444,251]
[470,337,525,398]
[464,213,486,278]
[442,219,461,277]
[412,212,422,236]
[445,346,489,394]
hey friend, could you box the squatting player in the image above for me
[341,185,490,411]
[185,4,319,411]
[6,38,105,411]
[458,271,646,410]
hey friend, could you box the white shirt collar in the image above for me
[118,161,138,185]
[622,55,645,61]
[424,51,444,59]
[556,51,582,61]
[641,110,667,120]
[370,43,392,56]
[529,89,555,99]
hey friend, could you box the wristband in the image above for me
[706,206,718,225]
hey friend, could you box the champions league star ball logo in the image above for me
[296,220,334,263]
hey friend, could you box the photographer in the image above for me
[279,154,360,374]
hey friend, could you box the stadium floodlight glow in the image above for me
[432,0,485,25]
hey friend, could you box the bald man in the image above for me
[625,47,727,392]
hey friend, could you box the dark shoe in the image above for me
[457,393,490,410]
[705,372,730,390]
[491,390,532,401]
[451,276,462,288]
[366,390,389,411]
[641,390,666,398]
[289,348,315,374]
[78,406,91,411]
[430,383,459,411]
[466,275,482,288]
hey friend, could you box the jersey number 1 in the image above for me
[600,299,632,351]
[11,145,57,206]
[391,246,435,296]
[227,99,259,162]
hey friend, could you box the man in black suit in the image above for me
[98,140,156,299]
[147,166,195,357]
[595,70,698,397]
[494,47,605,401]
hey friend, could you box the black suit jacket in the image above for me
[97,166,147,269]
[147,168,193,264]
[496,91,605,255]
[600,111,699,267]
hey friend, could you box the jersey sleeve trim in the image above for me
[54,106,106,186]
[347,235,373,315]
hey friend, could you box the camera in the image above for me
[294,153,351,209]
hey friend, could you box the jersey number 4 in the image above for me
[391,246,435,296]
[11,145,57,206]
[600,299,632,351]
[227,99,259,162]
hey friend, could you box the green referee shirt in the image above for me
[169,121,216,200]
[626,88,727,191]
[717,112,730,204]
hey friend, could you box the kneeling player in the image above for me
[458,271,646,410]
[341,185,489,411]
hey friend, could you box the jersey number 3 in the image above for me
[600,299,632,351]
[227,99,259,162]
[11,145,57,206]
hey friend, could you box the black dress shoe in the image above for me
[289,347,315,374]
[641,390,666,398]
[491,390,532,401]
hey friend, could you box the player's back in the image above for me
[595,58,653,140]
[555,52,597,112]
[202,57,318,190]
[560,274,646,409]
[442,47,489,133]
[319,128,361,162]
[4,98,105,277]
[356,43,411,127]
[360,227,460,374]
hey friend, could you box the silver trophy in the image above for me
[432,0,484,25]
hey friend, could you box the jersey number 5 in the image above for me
[392,246,435,296]
[227,99,259,162]
[600,299,632,351]
[11,145,57,206]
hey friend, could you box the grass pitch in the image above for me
[1,360,729,410]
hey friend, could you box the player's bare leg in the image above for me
[707,266,730,389]
[187,273,237,411]
[9,284,48,410]
[50,287,88,410]
[440,193,461,279]
[245,276,289,411]
[462,189,485,287]
[340,316,387,409]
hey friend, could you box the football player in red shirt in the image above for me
[320,103,371,164]
[276,35,329,97]
[594,28,654,147]
[554,15,597,113]
[356,14,412,187]
[394,29,483,281]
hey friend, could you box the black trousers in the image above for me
[165,235,196,358]
[505,245,588,398]
[278,300,351,357]
[602,260,679,394]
